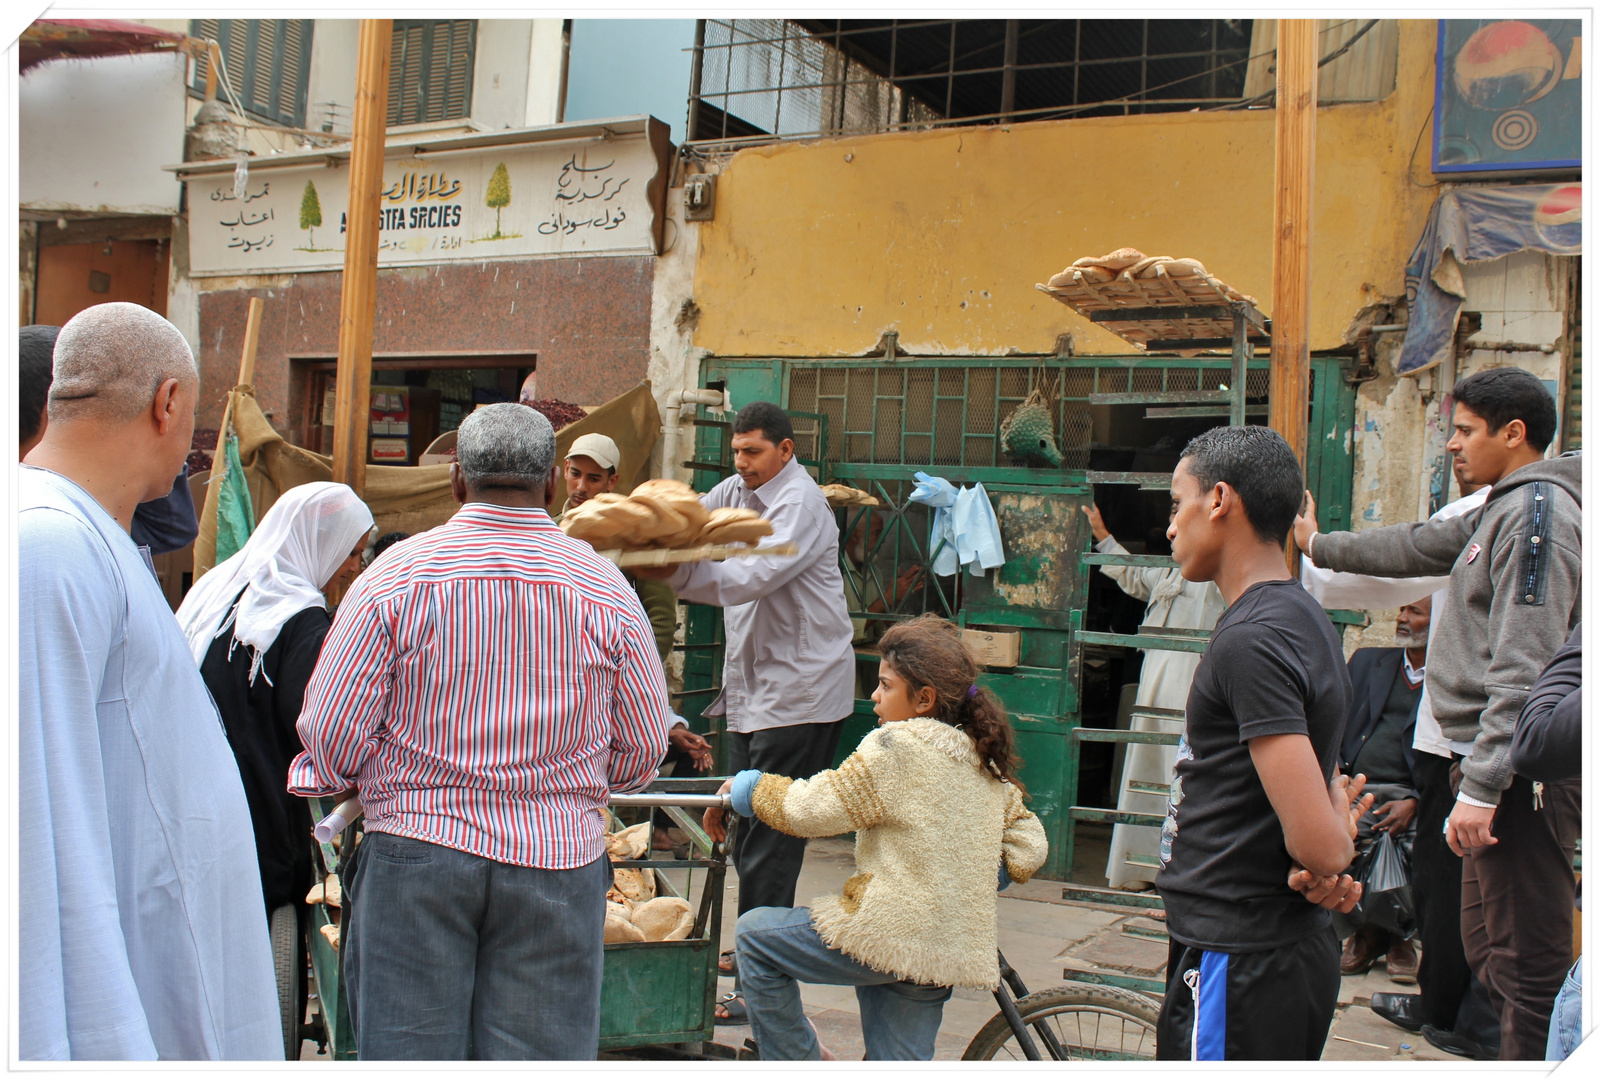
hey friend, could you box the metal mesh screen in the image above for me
[786,362,1267,468]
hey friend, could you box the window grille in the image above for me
[190,19,313,128]
[784,362,1269,468]
[689,19,1264,145]
[389,20,476,126]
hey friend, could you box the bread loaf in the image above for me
[607,900,634,921]
[612,867,657,904]
[605,821,652,861]
[320,923,341,950]
[605,914,646,944]
[1129,255,1173,279]
[631,896,695,941]
[695,507,775,547]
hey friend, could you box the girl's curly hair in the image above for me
[877,614,1025,792]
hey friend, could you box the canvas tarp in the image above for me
[193,381,661,581]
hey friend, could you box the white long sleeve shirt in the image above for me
[1299,486,1490,761]
[668,457,856,732]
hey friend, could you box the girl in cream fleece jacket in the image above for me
[704,615,1048,1060]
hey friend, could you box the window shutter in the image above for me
[389,20,476,125]
[188,19,313,128]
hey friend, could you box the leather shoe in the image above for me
[1422,1024,1498,1061]
[1341,930,1380,975]
[1369,992,1424,1032]
[1386,939,1419,984]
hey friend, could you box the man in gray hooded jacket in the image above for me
[1294,367,1580,1060]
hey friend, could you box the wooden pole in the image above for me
[1269,19,1317,469]
[1270,20,1317,570]
[330,19,392,498]
[193,295,265,581]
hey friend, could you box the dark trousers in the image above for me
[345,833,611,1060]
[1156,929,1341,1060]
[1412,752,1474,1030]
[726,720,845,916]
[1460,773,1581,1060]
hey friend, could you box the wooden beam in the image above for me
[204,41,219,102]
[1270,19,1318,571]
[330,19,392,498]
[1269,19,1317,468]
[193,295,265,581]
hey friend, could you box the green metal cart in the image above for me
[298,780,736,1060]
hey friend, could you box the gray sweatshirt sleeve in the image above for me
[1460,528,1583,804]
[1310,511,1478,577]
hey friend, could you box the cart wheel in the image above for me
[270,904,304,1060]
[962,983,1160,1061]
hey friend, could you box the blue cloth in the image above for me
[1398,184,1581,375]
[908,472,960,576]
[736,905,951,1060]
[1194,951,1229,1061]
[1545,959,1581,1061]
[344,835,610,1060]
[730,769,763,817]
[18,466,279,1061]
[909,473,1006,577]
[953,482,1006,576]
[128,464,199,556]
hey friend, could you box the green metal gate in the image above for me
[675,351,1355,881]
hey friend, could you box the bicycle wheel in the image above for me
[962,983,1161,1061]
[270,904,304,1060]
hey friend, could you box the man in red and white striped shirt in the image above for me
[288,404,670,1060]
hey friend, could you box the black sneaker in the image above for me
[1421,1024,1498,1061]
[1369,992,1425,1033]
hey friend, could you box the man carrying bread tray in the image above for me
[637,401,855,1025]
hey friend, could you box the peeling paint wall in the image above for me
[688,21,1441,359]
[1342,249,1576,654]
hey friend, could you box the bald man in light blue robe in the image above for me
[18,302,278,1061]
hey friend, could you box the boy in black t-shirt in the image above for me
[1154,426,1372,1060]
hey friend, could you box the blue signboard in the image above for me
[1433,19,1582,176]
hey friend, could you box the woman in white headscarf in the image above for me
[1081,502,1226,891]
[177,482,374,921]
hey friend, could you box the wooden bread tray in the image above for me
[603,543,799,567]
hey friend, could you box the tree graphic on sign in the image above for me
[298,180,323,251]
[485,162,511,239]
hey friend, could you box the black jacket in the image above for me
[1509,624,1581,782]
[1341,647,1420,794]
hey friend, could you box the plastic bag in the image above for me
[1333,829,1416,940]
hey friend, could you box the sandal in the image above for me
[714,993,749,1025]
[717,949,737,977]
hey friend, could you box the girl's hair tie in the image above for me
[967,684,980,700]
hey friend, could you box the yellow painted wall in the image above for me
[692,20,1440,357]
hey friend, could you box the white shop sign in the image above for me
[185,136,660,276]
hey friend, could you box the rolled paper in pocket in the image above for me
[314,796,364,843]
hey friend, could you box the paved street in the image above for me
[298,826,1457,1061]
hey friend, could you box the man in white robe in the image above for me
[1083,504,1227,889]
[18,302,279,1060]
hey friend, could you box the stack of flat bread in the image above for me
[1046,247,1256,305]
[560,478,774,551]
[821,484,879,508]
[601,821,695,943]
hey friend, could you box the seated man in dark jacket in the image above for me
[1338,598,1430,983]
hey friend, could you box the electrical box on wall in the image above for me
[1433,19,1582,177]
[684,173,716,221]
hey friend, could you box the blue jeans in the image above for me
[736,906,951,1060]
[1546,959,1582,1061]
[344,832,610,1059]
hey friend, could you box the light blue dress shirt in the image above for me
[18,467,279,1060]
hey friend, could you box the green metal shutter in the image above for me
[389,20,476,125]
[188,19,313,128]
